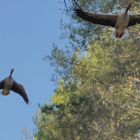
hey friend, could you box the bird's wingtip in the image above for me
[26,101,31,106]
[73,8,85,17]
[74,8,83,12]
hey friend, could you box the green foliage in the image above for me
[35,38,140,139]
[35,0,140,139]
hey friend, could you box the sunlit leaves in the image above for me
[34,0,140,139]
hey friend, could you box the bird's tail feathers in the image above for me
[111,29,129,40]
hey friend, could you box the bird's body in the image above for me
[74,2,140,40]
[112,10,130,39]
[2,78,14,96]
[0,69,29,104]
[115,12,129,30]
[113,3,130,39]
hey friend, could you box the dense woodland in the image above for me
[34,0,140,139]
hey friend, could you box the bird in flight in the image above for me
[0,68,29,104]
[74,2,140,40]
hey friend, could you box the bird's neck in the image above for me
[125,3,131,13]
[9,73,13,78]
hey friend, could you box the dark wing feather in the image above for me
[128,14,140,27]
[74,8,118,27]
[0,80,5,89]
[11,81,29,104]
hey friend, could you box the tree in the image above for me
[34,0,140,139]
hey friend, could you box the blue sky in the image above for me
[0,0,66,139]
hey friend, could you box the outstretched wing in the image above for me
[11,81,29,104]
[128,14,140,27]
[74,8,118,27]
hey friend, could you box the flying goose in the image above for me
[74,2,140,39]
[0,69,29,104]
